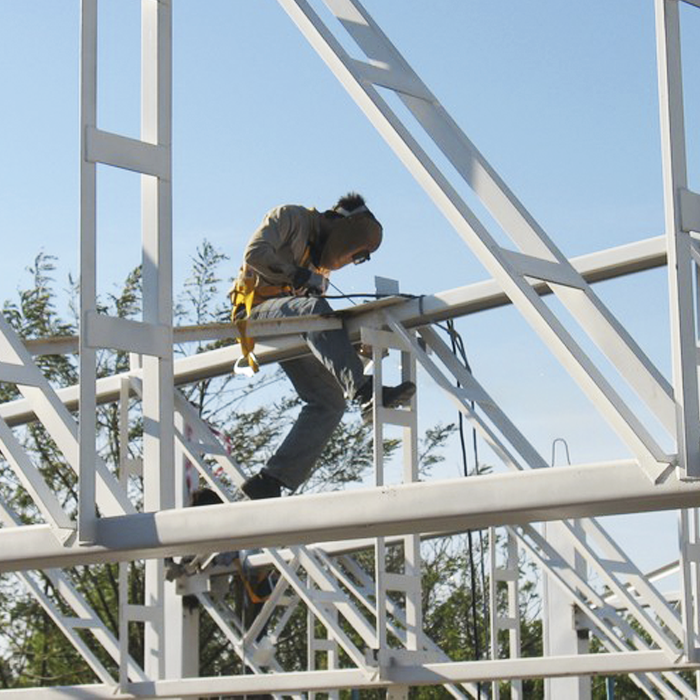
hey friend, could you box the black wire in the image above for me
[327,280,359,305]
[442,322,491,639]
[321,292,419,300]
[447,320,482,699]
[444,321,492,646]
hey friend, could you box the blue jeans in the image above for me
[248,296,368,490]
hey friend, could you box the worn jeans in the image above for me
[248,295,368,490]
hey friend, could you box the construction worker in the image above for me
[231,193,415,500]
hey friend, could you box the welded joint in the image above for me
[648,456,679,485]
[680,189,700,233]
[369,649,445,681]
[85,126,169,179]
[174,571,211,596]
[56,526,78,547]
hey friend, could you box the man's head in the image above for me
[318,193,383,271]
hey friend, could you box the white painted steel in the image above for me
[0,651,692,699]
[0,234,672,430]
[195,590,285,675]
[169,390,445,690]
[86,127,169,178]
[4,460,700,573]
[307,573,340,700]
[277,0,676,479]
[542,520,591,700]
[78,0,98,544]
[0,499,147,685]
[0,313,135,517]
[680,188,700,232]
[18,234,668,359]
[518,522,694,698]
[139,0,174,683]
[490,528,523,700]
[148,378,696,700]
[415,324,546,471]
[655,0,700,481]
[0,418,74,538]
[576,517,684,645]
[113,312,696,696]
[3,0,700,694]
[0,362,40,386]
[85,312,171,357]
[679,509,700,662]
[365,316,423,669]
[78,0,176,682]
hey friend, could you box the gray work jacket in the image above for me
[239,204,323,288]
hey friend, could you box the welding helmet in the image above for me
[319,204,383,271]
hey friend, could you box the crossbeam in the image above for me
[0,650,692,699]
[0,235,668,429]
[21,234,666,357]
[0,459,694,573]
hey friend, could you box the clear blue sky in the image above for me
[1,0,699,571]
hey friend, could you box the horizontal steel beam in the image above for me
[0,458,696,573]
[22,235,667,356]
[23,314,343,356]
[2,236,668,428]
[0,650,690,698]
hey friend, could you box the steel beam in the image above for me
[0,236,669,429]
[20,234,667,357]
[655,0,700,480]
[0,459,697,573]
[0,651,692,699]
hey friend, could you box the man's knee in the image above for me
[306,382,346,425]
[319,390,347,421]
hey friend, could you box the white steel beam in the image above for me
[0,314,134,518]
[17,234,668,357]
[0,651,692,699]
[85,127,169,178]
[655,0,700,480]
[140,0,174,683]
[0,419,74,539]
[0,235,670,430]
[278,0,677,480]
[0,459,698,573]
[78,0,98,543]
[84,312,171,358]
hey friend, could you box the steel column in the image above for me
[655,0,700,481]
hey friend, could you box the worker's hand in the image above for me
[306,271,328,295]
[292,267,328,295]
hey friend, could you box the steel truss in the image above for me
[1,0,700,697]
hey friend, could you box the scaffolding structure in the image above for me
[1,0,700,697]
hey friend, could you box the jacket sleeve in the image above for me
[243,206,308,286]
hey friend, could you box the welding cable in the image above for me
[445,320,490,661]
[445,319,485,698]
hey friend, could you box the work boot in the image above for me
[242,472,283,500]
[357,380,416,423]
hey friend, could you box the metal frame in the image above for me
[279,0,676,481]
[79,0,176,683]
[1,0,699,696]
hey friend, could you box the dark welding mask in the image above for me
[319,210,383,271]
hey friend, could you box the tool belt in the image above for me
[229,277,296,375]
[231,245,315,375]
